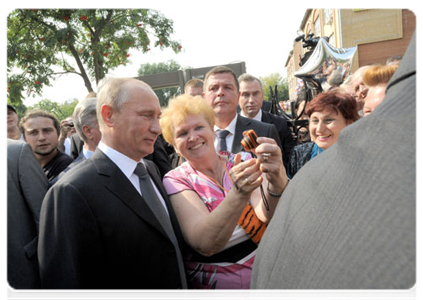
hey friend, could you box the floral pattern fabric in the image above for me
[163,152,255,289]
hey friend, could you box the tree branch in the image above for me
[91,10,114,83]
[68,43,94,93]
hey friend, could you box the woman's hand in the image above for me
[229,153,263,197]
[255,137,288,195]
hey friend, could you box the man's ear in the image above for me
[82,125,92,140]
[101,104,114,128]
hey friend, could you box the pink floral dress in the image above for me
[163,152,256,289]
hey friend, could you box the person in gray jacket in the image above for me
[7,139,48,288]
[252,32,416,289]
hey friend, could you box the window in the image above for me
[324,9,333,25]
[314,16,321,37]
[329,34,335,46]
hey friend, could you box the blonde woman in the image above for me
[160,94,288,289]
[362,64,398,116]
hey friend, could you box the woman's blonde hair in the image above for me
[362,64,398,87]
[160,94,215,146]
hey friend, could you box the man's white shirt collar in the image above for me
[98,141,143,180]
[240,109,262,122]
[213,114,238,135]
[97,141,168,214]
[83,147,94,159]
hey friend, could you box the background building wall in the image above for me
[350,9,416,66]
[287,9,416,100]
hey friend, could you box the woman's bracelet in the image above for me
[266,183,284,198]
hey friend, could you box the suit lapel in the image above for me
[262,111,273,124]
[91,150,169,239]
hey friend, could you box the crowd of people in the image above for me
[7,33,415,290]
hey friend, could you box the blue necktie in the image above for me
[216,129,230,153]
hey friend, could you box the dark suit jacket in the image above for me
[145,134,172,178]
[261,111,296,169]
[69,133,84,159]
[49,151,88,186]
[252,32,416,289]
[38,149,185,289]
[7,139,48,289]
[261,100,271,113]
[231,115,282,153]
[71,132,171,178]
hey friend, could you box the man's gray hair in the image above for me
[73,97,98,142]
[238,73,263,89]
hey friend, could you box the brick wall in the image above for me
[358,9,416,66]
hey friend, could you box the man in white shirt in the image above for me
[70,97,101,160]
[38,78,187,289]
[49,97,102,185]
[203,66,281,154]
[238,74,296,169]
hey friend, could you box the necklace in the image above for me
[196,157,233,195]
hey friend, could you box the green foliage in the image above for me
[28,98,79,121]
[260,73,289,102]
[138,60,182,106]
[7,9,182,105]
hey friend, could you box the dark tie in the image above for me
[134,163,187,288]
[216,129,230,153]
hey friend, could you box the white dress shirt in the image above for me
[64,137,71,155]
[214,115,238,152]
[240,109,262,122]
[97,141,169,215]
[82,147,94,159]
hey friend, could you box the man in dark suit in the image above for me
[49,97,102,186]
[251,32,416,289]
[38,78,187,289]
[203,66,281,154]
[8,139,48,288]
[69,132,84,159]
[238,74,296,169]
[68,97,171,179]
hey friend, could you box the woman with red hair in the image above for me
[288,89,360,178]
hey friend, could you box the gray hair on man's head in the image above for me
[73,97,98,142]
[238,73,263,89]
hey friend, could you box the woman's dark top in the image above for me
[288,142,323,179]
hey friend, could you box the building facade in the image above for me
[286,9,416,100]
